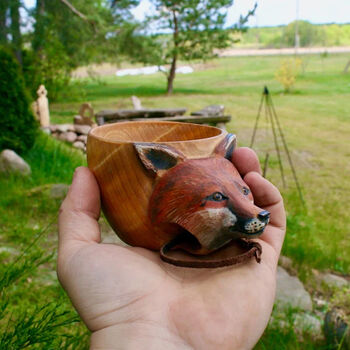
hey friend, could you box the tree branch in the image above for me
[59,0,87,20]
[59,0,96,31]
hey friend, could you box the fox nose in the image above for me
[258,210,270,222]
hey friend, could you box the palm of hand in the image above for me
[58,148,285,350]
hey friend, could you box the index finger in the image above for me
[231,147,262,177]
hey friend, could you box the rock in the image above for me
[314,297,328,309]
[321,273,349,289]
[77,134,87,143]
[279,255,293,269]
[294,313,323,340]
[50,184,69,199]
[324,308,350,349]
[73,141,85,150]
[275,266,313,311]
[279,255,298,275]
[74,124,91,135]
[49,124,58,133]
[66,131,78,143]
[59,131,77,143]
[0,150,31,176]
[55,123,75,133]
[58,133,66,141]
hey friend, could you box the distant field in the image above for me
[52,52,350,273]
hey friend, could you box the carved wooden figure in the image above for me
[87,121,269,267]
[35,85,50,127]
[74,103,95,126]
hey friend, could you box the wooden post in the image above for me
[131,96,143,110]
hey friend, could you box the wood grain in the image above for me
[87,121,227,250]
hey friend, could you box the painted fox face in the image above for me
[134,134,270,254]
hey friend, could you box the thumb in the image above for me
[58,167,101,259]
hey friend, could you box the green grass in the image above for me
[257,308,329,350]
[0,134,88,348]
[1,53,349,348]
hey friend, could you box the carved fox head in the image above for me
[134,134,269,254]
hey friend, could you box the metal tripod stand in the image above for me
[250,86,305,206]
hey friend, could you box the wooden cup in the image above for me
[87,121,229,251]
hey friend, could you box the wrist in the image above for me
[90,323,193,350]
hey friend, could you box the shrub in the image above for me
[0,48,38,153]
[275,58,302,93]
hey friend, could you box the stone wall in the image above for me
[49,124,91,152]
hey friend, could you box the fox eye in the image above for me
[208,192,227,202]
[242,187,250,196]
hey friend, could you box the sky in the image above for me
[24,0,350,27]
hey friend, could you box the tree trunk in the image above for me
[0,0,8,45]
[344,59,350,74]
[167,55,177,95]
[9,0,21,64]
[32,0,45,55]
[166,9,179,95]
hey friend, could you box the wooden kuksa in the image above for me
[87,121,269,268]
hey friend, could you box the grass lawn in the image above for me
[1,53,349,348]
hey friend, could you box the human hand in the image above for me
[57,147,286,350]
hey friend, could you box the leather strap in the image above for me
[160,236,262,268]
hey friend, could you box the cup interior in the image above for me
[89,121,223,144]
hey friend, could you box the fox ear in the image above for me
[214,133,236,160]
[134,143,185,176]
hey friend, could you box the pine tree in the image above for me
[0,49,38,153]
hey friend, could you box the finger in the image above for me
[244,171,286,255]
[59,167,101,248]
[231,147,262,176]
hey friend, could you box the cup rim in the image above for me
[88,120,226,144]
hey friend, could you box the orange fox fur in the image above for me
[135,134,269,254]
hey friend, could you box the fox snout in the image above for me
[232,210,270,236]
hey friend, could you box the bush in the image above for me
[0,48,38,153]
[275,58,302,93]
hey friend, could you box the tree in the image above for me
[9,0,22,63]
[0,0,8,45]
[0,49,38,153]
[27,0,140,100]
[137,0,256,94]
[282,20,324,48]
[32,0,46,55]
